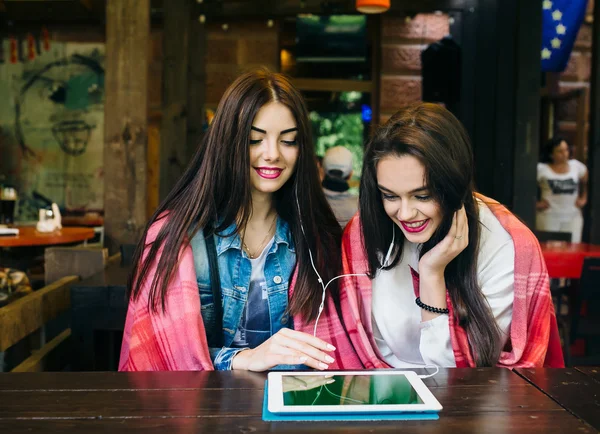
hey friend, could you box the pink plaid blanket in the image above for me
[120,196,563,371]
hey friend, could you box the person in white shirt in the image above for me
[536,137,588,242]
[349,103,538,368]
[321,146,359,228]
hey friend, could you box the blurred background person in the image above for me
[536,137,588,243]
[322,146,358,228]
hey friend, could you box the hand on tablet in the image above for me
[231,328,336,371]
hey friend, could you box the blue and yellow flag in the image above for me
[541,0,588,72]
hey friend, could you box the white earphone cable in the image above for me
[418,365,440,379]
[295,188,396,336]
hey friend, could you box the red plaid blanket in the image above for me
[120,196,563,370]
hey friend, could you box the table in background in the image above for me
[540,242,600,279]
[0,368,594,433]
[516,367,600,431]
[0,226,96,275]
[0,226,95,248]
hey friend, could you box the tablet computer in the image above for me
[267,370,442,414]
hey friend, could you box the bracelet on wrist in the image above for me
[415,297,449,315]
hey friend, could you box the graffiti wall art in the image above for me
[0,38,105,221]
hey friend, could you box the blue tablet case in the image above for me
[262,381,439,422]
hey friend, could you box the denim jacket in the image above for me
[190,218,296,370]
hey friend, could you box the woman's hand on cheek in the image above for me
[419,205,469,277]
[231,328,336,372]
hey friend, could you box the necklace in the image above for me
[242,216,277,259]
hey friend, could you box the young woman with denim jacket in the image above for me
[119,69,343,372]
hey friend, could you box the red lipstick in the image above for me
[400,219,430,233]
[255,167,283,179]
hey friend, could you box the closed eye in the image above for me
[382,193,398,201]
[415,195,431,201]
[249,139,262,145]
[282,139,297,145]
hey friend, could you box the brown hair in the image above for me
[359,103,502,366]
[128,69,341,321]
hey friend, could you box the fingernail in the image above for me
[327,344,336,351]
[324,374,334,378]
[325,355,335,363]
[327,379,335,384]
[299,357,308,363]
[319,362,329,370]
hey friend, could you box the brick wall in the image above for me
[379,13,450,123]
[205,21,279,107]
[556,0,594,161]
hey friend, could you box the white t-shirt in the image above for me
[231,238,274,348]
[537,160,587,216]
[371,199,515,368]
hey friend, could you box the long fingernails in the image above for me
[325,355,335,363]
[326,344,336,351]
[319,362,329,370]
[299,356,308,363]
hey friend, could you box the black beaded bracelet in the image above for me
[415,297,449,314]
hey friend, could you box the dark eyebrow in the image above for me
[377,185,429,195]
[251,126,298,135]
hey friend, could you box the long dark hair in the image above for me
[541,136,570,163]
[359,103,502,366]
[128,69,342,321]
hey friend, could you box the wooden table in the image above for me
[516,367,600,431]
[540,242,600,278]
[0,226,95,248]
[0,368,595,433]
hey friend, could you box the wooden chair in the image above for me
[70,254,128,371]
[119,243,136,267]
[44,246,108,285]
[0,252,122,372]
[0,275,79,372]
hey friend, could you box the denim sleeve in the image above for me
[209,346,249,370]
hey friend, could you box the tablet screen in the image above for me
[281,374,424,407]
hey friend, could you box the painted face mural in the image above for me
[15,53,104,157]
[0,41,105,220]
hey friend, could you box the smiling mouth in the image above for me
[52,119,93,156]
[400,219,430,233]
[255,167,283,179]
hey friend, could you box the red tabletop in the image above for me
[0,226,95,248]
[540,242,600,279]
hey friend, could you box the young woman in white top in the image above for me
[536,137,588,242]
[340,103,557,368]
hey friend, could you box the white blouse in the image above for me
[371,200,515,367]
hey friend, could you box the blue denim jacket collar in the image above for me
[215,217,295,256]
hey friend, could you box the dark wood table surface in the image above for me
[0,368,596,433]
[516,367,600,432]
